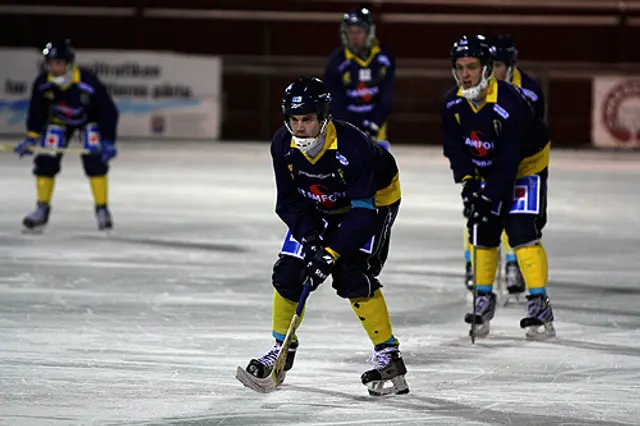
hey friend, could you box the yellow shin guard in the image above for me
[515,243,548,292]
[350,289,398,346]
[272,290,304,342]
[473,247,499,288]
[36,177,55,204]
[89,176,108,206]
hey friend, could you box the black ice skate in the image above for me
[245,339,298,380]
[95,205,113,231]
[361,344,409,396]
[504,261,526,305]
[22,202,51,233]
[464,292,497,338]
[520,294,556,340]
[464,261,473,291]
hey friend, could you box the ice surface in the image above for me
[0,142,639,425]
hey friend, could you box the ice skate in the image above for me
[95,205,113,231]
[520,294,556,340]
[361,344,409,396]
[464,292,496,338]
[22,202,51,233]
[245,339,298,380]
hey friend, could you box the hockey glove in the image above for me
[362,120,380,143]
[467,195,496,226]
[100,140,117,163]
[301,233,323,261]
[305,249,335,290]
[15,136,38,158]
[461,179,481,218]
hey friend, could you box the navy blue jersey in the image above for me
[271,119,401,257]
[441,78,550,203]
[26,66,118,141]
[512,68,545,121]
[324,43,395,131]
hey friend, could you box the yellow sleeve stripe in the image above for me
[325,247,341,260]
[27,131,41,139]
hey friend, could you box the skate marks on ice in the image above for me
[74,234,248,254]
[118,383,636,426]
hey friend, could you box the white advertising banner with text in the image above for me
[0,48,222,140]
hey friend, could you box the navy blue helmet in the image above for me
[42,39,75,64]
[488,34,518,67]
[450,35,494,69]
[282,77,332,121]
[340,7,376,49]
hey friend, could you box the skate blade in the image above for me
[22,226,45,235]
[366,375,409,397]
[235,366,278,393]
[525,323,556,341]
[469,322,491,338]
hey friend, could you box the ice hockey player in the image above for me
[462,35,547,301]
[442,35,555,340]
[324,7,395,151]
[244,77,409,395]
[465,35,545,297]
[15,39,119,232]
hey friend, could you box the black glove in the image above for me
[467,195,495,226]
[461,179,481,218]
[362,120,380,143]
[304,249,336,290]
[301,233,323,261]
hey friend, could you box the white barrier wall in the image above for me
[0,48,222,140]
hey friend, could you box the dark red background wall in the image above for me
[1,0,639,145]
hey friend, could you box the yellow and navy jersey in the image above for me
[271,119,401,257]
[441,78,550,203]
[324,42,395,131]
[27,66,119,141]
[511,67,545,121]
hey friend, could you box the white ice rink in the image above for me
[1,142,639,426]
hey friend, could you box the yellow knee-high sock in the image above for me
[89,176,108,206]
[464,225,472,263]
[350,289,398,346]
[36,176,55,204]
[272,290,304,342]
[515,243,548,295]
[473,247,499,292]
[501,231,517,261]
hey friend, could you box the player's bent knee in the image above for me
[82,154,109,176]
[33,154,62,177]
[332,264,381,299]
[271,254,306,301]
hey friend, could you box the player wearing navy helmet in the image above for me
[16,39,119,232]
[243,77,409,396]
[324,7,395,151]
[442,35,556,340]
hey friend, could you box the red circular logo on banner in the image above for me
[601,80,640,143]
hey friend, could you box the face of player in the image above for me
[454,57,483,89]
[47,59,69,77]
[289,114,322,138]
[493,61,508,81]
[346,26,367,52]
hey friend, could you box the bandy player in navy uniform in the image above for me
[242,77,409,396]
[15,39,118,232]
[442,35,556,340]
[325,7,395,150]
